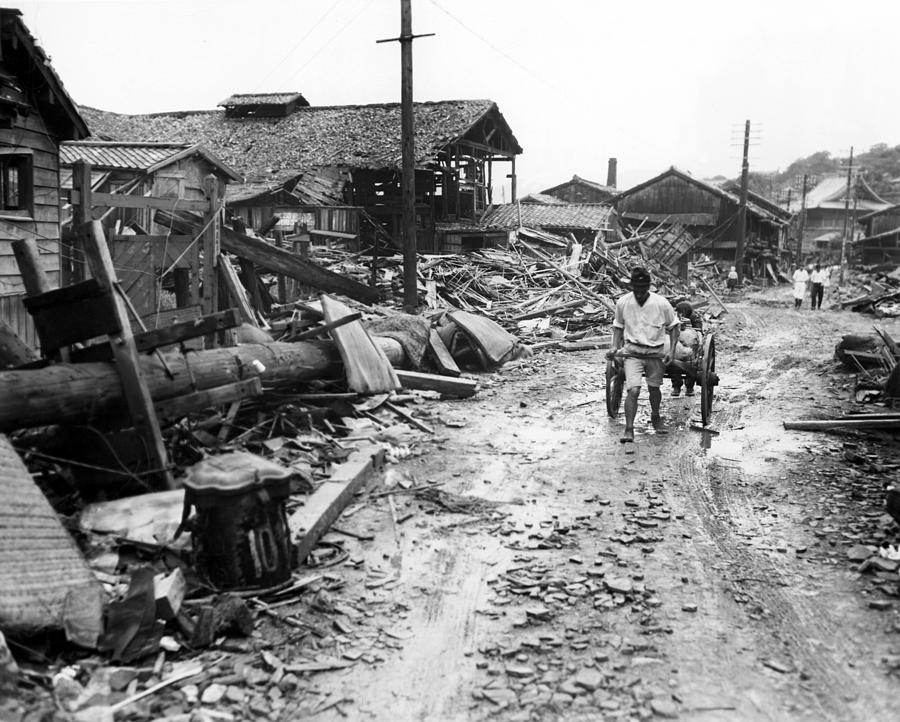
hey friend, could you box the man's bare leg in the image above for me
[622,387,639,442]
[649,386,668,433]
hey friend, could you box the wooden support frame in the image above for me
[201,174,220,323]
[81,221,174,489]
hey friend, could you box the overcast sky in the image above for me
[12,0,900,198]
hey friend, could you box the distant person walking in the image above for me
[792,265,809,309]
[608,267,680,443]
[726,266,738,294]
[809,263,827,309]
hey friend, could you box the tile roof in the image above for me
[60,141,243,181]
[219,92,308,107]
[79,100,521,183]
[61,141,191,171]
[804,173,890,210]
[481,202,614,230]
[519,192,567,205]
[541,174,616,196]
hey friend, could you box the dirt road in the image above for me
[268,289,900,722]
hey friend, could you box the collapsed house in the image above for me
[78,97,523,253]
[613,167,791,275]
[480,201,618,246]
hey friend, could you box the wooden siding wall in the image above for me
[0,61,61,350]
[870,210,900,236]
[617,176,721,217]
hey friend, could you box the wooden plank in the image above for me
[201,176,220,320]
[289,444,385,566]
[286,312,362,341]
[426,329,461,376]
[395,369,477,398]
[155,378,262,422]
[68,189,210,212]
[11,238,52,295]
[156,209,379,304]
[70,309,242,362]
[217,254,256,325]
[81,221,173,490]
[308,228,357,240]
[384,400,433,434]
[321,294,400,394]
[783,418,900,431]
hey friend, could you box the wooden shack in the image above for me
[60,141,242,235]
[79,97,522,252]
[540,171,617,204]
[614,167,790,267]
[0,9,88,350]
[857,204,900,265]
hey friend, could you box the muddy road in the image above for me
[282,289,900,722]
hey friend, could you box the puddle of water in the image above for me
[701,414,804,474]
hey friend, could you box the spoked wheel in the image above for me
[700,334,718,425]
[605,357,624,418]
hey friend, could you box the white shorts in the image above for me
[624,356,665,390]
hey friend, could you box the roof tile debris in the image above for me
[481,202,615,230]
[79,100,517,182]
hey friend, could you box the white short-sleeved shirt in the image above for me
[810,269,828,284]
[613,291,678,349]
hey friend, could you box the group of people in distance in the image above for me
[791,263,832,310]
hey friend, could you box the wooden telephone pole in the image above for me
[796,173,809,267]
[734,120,750,283]
[838,146,854,285]
[377,0,433,313]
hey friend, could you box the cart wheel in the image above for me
[700,335,717,425]
[606,357,624,418]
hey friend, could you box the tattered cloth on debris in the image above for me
[363,314,431,368]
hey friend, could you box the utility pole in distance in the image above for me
[839,146,854,285]
[377,0,434,313]
[734,119,750,284]
[796,173,809,267]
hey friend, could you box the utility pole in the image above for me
[377,0,434,313]
[839,146,854,285]
[796,174,809,267]
[734,119,750,283]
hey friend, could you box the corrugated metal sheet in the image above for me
[60,142,191,171]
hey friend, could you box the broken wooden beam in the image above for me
[427,329,461,376]
[154,209,379,304]
[290,443,385,565]
[395,369,477,398]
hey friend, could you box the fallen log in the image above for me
[0,339,404,432]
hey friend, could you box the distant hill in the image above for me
[740,144,900,205]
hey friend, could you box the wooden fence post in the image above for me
[202,175,220,347]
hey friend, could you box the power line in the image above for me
[259,0,348,87]
[427,0,550,88]
[283,0,376,86]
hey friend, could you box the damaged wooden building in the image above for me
[0,8,88,351]
[613,167,791,273]
[79,96,523,253]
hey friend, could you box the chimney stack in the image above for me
[607,157,617,189]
